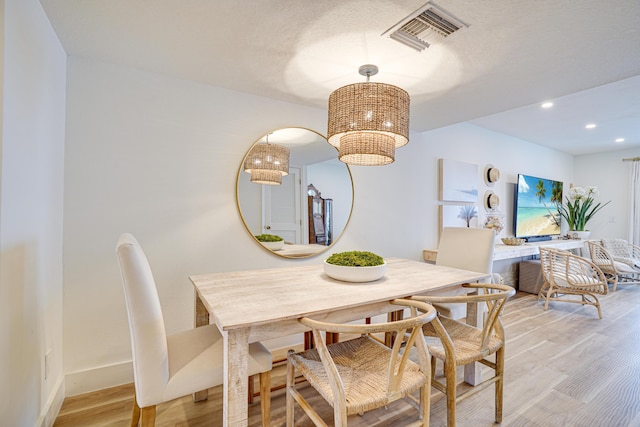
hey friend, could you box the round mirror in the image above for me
[236,128,354,258]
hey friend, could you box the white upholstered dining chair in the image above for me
[434,227,498,318]
[116,233,272,426]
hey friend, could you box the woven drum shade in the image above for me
[244,143,290,175]
[339,132,395,165]
[328,81,409,166]
[243,142,290,185]
[250,169,282,185]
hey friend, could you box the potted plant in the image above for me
[323,250,386,282]
[254,233,284,250]
[559,186,610,239]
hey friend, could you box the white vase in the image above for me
[569,230,591,240]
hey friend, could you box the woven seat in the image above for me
[539,247,608,318]
[286,299,437,427]
[412,283,515,427]
[588,240,640,290]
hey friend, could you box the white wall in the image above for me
[62,57,580,395]
[62,58,331,394]
[339,123,574,260]
[574,147,640,240]
[0,0,67,425]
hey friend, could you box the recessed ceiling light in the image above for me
[615,138,625,143]
[585,123,596,129]
[541,102,553,108]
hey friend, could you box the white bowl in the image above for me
[323,261,387,283]
[260,240,284,251]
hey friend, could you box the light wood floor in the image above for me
[54,285,640,427]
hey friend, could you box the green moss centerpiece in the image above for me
[324,251,386,283]
[254,233,284,251]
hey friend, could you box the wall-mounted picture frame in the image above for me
[439,204,479,236]
[439,159,478,202]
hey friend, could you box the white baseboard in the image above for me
[38,376,65,427]
[62,336,311,398]
[65,361,133,397]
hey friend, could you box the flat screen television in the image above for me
[514,174,563,241]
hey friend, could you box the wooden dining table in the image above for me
[190,257,492,427]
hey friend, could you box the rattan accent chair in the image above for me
[286,299,437,427]
[539,247,608,319]
[411,283,515,427]
[588,240,640,290]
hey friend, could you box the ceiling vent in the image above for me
[382,1,468,51]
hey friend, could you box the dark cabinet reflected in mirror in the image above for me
[307,183,332,246]
[236,128,353,258]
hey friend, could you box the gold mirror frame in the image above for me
[236,127,354,258]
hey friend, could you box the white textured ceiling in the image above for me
[39,0,640,155]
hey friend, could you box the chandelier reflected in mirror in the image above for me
[327,64,410,166]
[243,133,290,185]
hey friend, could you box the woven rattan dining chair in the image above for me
[411,283,515,427]
[588,240,640,290]
[286,299,437,427]
[116,233,272,427]
[539,247,608,319]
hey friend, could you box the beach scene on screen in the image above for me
[516,175,562,237]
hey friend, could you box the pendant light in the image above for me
[327,64,410,166]
[243,133,290,185]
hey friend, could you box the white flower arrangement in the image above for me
[560,185,610,231]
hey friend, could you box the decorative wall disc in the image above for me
[484,164,500,187]
[484,190,500,212]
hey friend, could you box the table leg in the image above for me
[304,331,340,349]
[385,310,404,347]
[195,292,210,327]
[223,328,250,427]
[304,331,312,350]
[193,293,210,402]
[464,296,482,386]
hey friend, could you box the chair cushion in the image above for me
[612,259,640,273]
[610,256,640,270]
[561,274,603,286]
[163,323,271,403]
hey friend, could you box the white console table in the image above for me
[423,239,586,263]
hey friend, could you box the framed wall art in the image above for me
[439,204,479,236]
[439,158,478,203]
